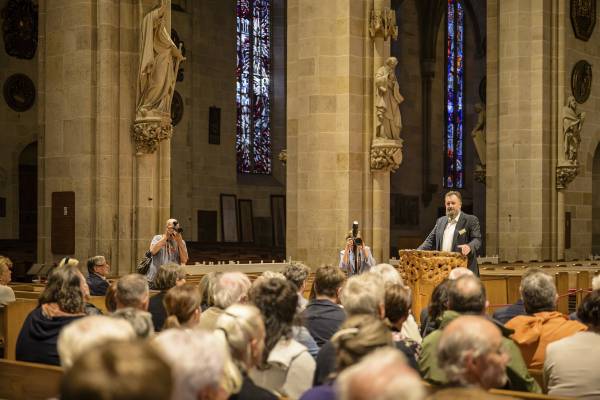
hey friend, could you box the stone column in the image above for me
[286,0,372,268]
[486,0,558,262]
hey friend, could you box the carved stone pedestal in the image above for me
[370,138,403,172]
[132,118,173,155]
[474,164,486,184]
[556,163,579,190]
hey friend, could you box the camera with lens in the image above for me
[353,237,363,246]
[172,220,184,234]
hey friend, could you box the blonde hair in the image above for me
[163,284,202,329]
[215,304,265,394]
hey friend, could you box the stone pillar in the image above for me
[286,0,372,268]
[486,0,559,262]
[38,0,168,274]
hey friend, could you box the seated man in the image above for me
[61,340,173,400]
[283,262,311,311]
[198,272,251,330]
[419,275,540,393]
[506,269,587,368]
[302,265,346,347]
[86,255,111,296]
[112,274,154,338]
[430,316,510,398]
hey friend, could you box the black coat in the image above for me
[302,299,346,347]
[87,273,109,296]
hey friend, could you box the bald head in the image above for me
[448,267,474,280]
[438,316,508,389]
[448,276,486,314]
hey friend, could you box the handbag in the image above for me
[135,251,153,275]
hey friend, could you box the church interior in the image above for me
[0,0,600,399]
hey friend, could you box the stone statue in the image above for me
[471,103,486,166]
[135,0,185,121]
[563,95,585,164]
[375,57,404,140]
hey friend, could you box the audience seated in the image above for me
[419,275,540,393]
[336,348,425,400]
[313,273,385,386]
[163,283,202,329]
[86,255,111,296]
[302,265,346,347]
[61,340,173,400]
[0,255,15,305]
[384,283,420,371]
[248,278,316,400]
[544,289,600,398]
[199,271,222,311]
[215,304,277,400]
[154,329,230,400]
[505,269,586,368]
[57,315,135,369]
[113,274,154,338]
[199,272,251,330]
[16,261,86,365]
[370,264,422,343]
[569,274,600,321]
[283,262,311,312]
[300,314,393,400]
[431,315,510,399]
[419,279,451,338]
[148,263,186,331]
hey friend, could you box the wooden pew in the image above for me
[489,389,574,399]
[0,359,63,400]
[2,299,38,360]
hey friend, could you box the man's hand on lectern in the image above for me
[457,244,471,256]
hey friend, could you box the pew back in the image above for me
[0,359,63,400]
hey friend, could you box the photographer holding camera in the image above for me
[339,222,376,276]
[146,218,189,284]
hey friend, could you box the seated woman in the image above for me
[162,283,201,330]
[300,314,393,400]
[16,260,86,365]
[149,263,186,332]
[216,303,277,400]
[384,283,420,371]
[248,278,316,400]
[0,255,15,305]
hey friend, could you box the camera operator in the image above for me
[146,218,189,284]
[339,232,376,276]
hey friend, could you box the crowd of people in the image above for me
[2,247,600,399]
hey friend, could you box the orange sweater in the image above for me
[505,311,587,369]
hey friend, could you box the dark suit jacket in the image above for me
[417,212,482,275]
[87,273,110,296]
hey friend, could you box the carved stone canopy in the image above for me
[369,7,398,40]
[556,164,579,190]
[370,138,403,172]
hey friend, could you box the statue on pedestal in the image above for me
[132,0,185,154]
[562,95,585,164]
[375,57,404,140]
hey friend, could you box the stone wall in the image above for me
[170,0,285,244]
[0,0,39,239]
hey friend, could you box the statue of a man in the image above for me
[471,103,486,166]
[563,95,585,164]
[375,57,404,140]
[135,0,185,121]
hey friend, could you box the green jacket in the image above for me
[418,310,541,393]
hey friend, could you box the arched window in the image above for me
[444,0,464,188]
[236,0,272,174]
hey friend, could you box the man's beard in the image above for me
[446,209,457,219]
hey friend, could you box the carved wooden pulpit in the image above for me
[397,250,467,323]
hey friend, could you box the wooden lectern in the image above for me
[397,250,467,323]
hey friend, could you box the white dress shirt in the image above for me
[441,212,461,252]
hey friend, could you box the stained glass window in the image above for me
[444,0,464,188]
[236,0,271,174]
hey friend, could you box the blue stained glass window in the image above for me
[445,0,464,188]
[236,0,271,174]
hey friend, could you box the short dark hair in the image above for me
[384,284,412,324]
[429,279,451,323]
[314,265,346,297]
[86,256,106,274]
[39,265,85,314]
[61,341,172,400]
[577,290,600,328]
[448,276,486,314]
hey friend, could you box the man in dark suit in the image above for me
[86,255,110,296]
[418,191,482,275]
